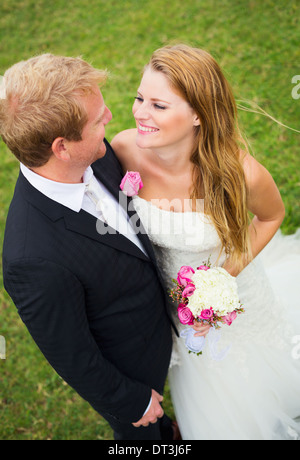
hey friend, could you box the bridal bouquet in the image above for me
[170,262,244,357]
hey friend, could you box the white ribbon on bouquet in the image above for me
[180,326,231,361]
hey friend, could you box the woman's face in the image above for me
[132,67,199,152]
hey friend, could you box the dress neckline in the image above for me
[133,195,205,215]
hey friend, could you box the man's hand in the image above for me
[132,389,164,428]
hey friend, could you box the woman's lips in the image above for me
[137,123,159,134]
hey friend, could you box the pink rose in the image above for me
[120,171,143,196]
[200,307,214,320]
[223,311,237,326]
[197,265,210,271]
[182,284,196,298]
[177,266,195,287]
[177,304,194,325]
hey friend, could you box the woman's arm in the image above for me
[223,153,285,276]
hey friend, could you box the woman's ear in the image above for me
[193,115,201,127]
[51,137,70,162]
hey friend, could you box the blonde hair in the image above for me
[0,54,107,167]
[148,44,251,267]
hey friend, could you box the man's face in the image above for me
[68,86,112,168]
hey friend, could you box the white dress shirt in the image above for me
[20,164,147,256]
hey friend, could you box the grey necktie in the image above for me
[85,175,109,224]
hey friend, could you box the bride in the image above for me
[111,44,300,440]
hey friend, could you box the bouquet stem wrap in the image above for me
[180,327,231,360]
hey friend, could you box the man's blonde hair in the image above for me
[0,54,107,167]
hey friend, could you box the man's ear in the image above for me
[51,137,70,161]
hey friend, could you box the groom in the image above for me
[1,54,177,440]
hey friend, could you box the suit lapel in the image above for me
[18,168,149,261]
[92,141,158,264]
[18,140,156,262]
[63,207,150,261]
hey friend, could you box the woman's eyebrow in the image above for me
[137,91,171,105]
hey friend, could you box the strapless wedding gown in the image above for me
[133,196,300,440]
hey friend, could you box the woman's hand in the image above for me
[191,320,211,337]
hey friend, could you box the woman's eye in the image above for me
[134,97,166,110]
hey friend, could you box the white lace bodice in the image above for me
[132,196,293,367]
[132,196,226,289]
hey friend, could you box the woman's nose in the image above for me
[133,102,151,120]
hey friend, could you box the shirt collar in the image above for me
[20,163,94,213]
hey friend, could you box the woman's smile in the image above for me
[133,68,199,152]
[138,122,159,134]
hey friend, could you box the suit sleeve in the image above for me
[3,257,151,424]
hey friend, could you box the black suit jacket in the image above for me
[2,140,174,425]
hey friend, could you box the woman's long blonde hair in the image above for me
[149,44,251,267]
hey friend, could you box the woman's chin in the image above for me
[135,133,157,150]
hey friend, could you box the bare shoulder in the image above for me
[240,150,272,191]
[111,128,146,172]
[241,152,275,196]
[111,129,137,161]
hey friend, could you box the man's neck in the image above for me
[31,162,85,184]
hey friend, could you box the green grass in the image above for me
[0,0,299,440]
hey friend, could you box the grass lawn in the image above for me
[0,0,299,440]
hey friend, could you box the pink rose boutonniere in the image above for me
[120,171,143,197]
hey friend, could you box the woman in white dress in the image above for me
[111,44,300,440]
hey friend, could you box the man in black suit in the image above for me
[1,54,177,440]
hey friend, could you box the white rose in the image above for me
[188,267,240,317]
